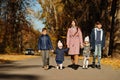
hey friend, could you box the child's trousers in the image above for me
[41,50,49,67]
[83,56,89,67]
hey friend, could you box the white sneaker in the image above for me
[56,66,59,69]
[60,67,62,70]
[86,65,88,69]
[82,65,85,69]
[60,64,63,70]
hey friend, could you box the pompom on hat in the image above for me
[84,36,89,42]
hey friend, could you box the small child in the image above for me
[55,40,69,70]
[82,36,91,69]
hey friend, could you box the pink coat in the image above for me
[67,27,83,55]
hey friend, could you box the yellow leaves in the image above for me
[79,56,83,60]
[0,54,38,63]
[60,36,66,39]
[79,56,120,69]
[101,58,120,69]
[56,4,64,13]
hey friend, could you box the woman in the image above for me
[67,19,83,70]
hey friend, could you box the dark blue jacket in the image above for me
[55,48,69,61]
[90,28,105,50]
[38,34,53,50]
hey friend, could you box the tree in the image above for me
[114,0,120,57]
[0,0,40,53]
[39,0,120,57]
[0,0,119,56]
[109,0,120,57]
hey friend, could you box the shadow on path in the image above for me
[0,64,43,71]
[48,65,55,69]
[0,73,43,80]
[67,64,82,70]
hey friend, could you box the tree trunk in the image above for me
[50,0,58,30]
[109,0,120,58]
[108,0,117,56]
[112,0,120,57]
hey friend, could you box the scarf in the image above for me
[94,28,103,41]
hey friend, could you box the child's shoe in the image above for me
[86,65,88,69]
[97,65,101,69]
[44,65,49,70]
[92,62,96,68]
[56,66,59,69]
[60,67,63,70]
[60,64,63,70]
[82,65,85,69]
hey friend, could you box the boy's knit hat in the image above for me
[84,36,89,42]
[58,40,63,47]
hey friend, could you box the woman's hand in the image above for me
[67,45,70,48]
[81,44,84,48]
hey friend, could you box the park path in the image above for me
[0,56,120,80]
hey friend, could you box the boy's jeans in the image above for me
[93,44,101,65]
[41,50,49,67]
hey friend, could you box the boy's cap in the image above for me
[84,36,89,42]
[58,40,63,47]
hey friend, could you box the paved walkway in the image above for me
[0,56,120,80]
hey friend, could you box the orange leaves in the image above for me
[101,58,120,69]
[0,54,38,63]
[79,56,120,69]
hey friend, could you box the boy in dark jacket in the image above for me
[38,28,53,70]
[55,40,69,70]
[90,21,105,69]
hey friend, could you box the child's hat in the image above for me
[84,36,89,42]
[58,40,63,47]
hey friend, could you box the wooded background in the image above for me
[0,0,120,58]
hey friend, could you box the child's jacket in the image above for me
[90,28,105,50]
[55,48,69,61]
[83,45,91,56]
[38,34,53,50]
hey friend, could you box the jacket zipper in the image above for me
[43,36,46,49]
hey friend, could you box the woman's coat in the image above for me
[67,27,83,55]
